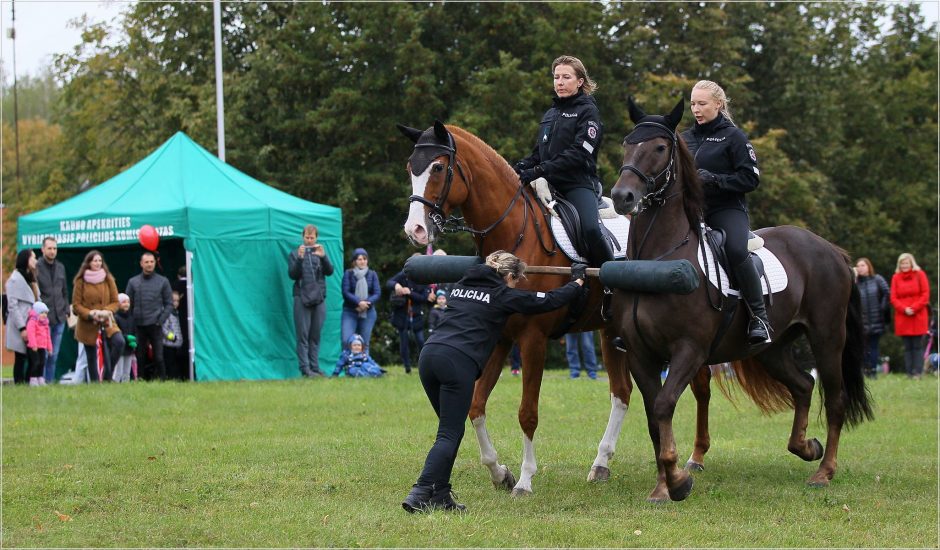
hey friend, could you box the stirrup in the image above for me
[748,317,772,345]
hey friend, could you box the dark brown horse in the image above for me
[607,99,874,502]
[397,121,636,496]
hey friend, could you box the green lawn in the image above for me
[2,369,937,547]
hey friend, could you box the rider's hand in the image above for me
[513,160,533,175]
[519,166,543,185]
[570,262,588,281]
[697,169,719,189]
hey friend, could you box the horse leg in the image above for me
[655,344,708,501]
[805,328,849,487]
[511,335,548,497]
[588,328,633,482]
[751,343,823,462]
[470,343,516,491]
[686,365,712,471]
[630,358,670,502]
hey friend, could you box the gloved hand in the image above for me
[519,165,543,185]
[513,160,534,175]
[570,262,588,281]
[697,169,720,189]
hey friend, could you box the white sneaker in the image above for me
[29,377,40,386]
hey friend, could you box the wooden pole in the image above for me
[523,265,600,278]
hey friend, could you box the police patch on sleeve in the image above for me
[588,126,597,140]
[746,143,757,163]
[536,292,546,298]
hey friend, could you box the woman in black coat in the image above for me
[682,79,770,346]
[855,257,891,378]
[401,251,585,513]
[514,55,613,268]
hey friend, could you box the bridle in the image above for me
[618,121,679,213]
[408,130,467,232]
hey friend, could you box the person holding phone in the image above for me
[288,224,334,377]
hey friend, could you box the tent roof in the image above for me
[18,132,340,247]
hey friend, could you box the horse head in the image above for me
[611,97,686,216]
[397,120,467,246]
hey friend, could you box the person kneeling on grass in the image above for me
[402,250,585,514]
[334,334,384,378]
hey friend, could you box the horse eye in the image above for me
[432,164,444,173]
[656,144,667,153]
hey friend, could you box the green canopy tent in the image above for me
[17,132,343,381]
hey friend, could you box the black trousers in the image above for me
[706,207,751,266]
[13,352,28,384]
[562,186,613,267]
[415,344,477,492]
[83,332,125,382]
[26,349,46,378]
[136,324,165,381]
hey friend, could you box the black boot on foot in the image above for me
[402,484,433,513]
[429,487,467,513]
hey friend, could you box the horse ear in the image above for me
[397,124,424,144]
[433,120,450,143]
[666,99,685,131]
[628,96,647,124]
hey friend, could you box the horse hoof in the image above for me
[492,468,517,491]
[510,487,533,498]
[668,474,694,501]
[809,438,824,461]
[686,460,705,472]
[806,477,830,488]
[588,465,610,482]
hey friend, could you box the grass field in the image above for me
[2,368,937,548]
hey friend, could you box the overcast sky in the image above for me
[0,0,938,80]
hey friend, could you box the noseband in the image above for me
[619,121,679,211]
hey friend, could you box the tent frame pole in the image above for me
[186,250,195,381]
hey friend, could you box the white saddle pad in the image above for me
[550,199,630,262]
[696,229,788,297]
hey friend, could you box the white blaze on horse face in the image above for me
[403,161,437,245]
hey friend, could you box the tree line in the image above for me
[3,1,937,290]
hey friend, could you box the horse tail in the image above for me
[841,281,875,427]
[715,359,793,415]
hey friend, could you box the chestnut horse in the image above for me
[607,99,874,502]
[397,121,639,496]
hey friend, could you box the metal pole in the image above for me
[186,250,195,381]
[10,0,20,183]
[213,0,225,161]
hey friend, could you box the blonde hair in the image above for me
[552,55,597,95]
[693,80,734,125]
[896,252,922,273]
[485,250,527,281]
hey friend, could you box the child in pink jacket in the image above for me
[26,302,53,386]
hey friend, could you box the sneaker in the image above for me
[511,368,520,376]
[570,373,580,379]
[29,377,40,386]
[429,489,467,513]
[402,484,433,513]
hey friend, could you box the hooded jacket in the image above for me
[681,113,760,214]
[519,91,603,193]
[425,264,581,374]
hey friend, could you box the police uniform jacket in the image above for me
[519,91,603,193]
[425,264,581,374]
[681,113,759,214]
[386,270,430,330]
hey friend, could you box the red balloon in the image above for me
[138,224,160,251]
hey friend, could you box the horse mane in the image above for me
[676,135,704,232]
[447,125,519,185]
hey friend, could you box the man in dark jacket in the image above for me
[126,252,173,381]
[288,224,334,377]
[387,266,431,374]
[36,237,69,382]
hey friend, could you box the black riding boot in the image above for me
[589,236,614,269]
[401,484,433,513]
[429,485,467,513]
[733,257,772,345]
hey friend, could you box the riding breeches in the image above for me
[562,187,613,267]
[705,207,751,266]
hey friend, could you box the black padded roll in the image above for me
[599,259,700,295]
[403,255,483,284]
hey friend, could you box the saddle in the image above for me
[703,227,768,292]
[530,177,626,263]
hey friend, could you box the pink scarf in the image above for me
[83,269,106,284]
